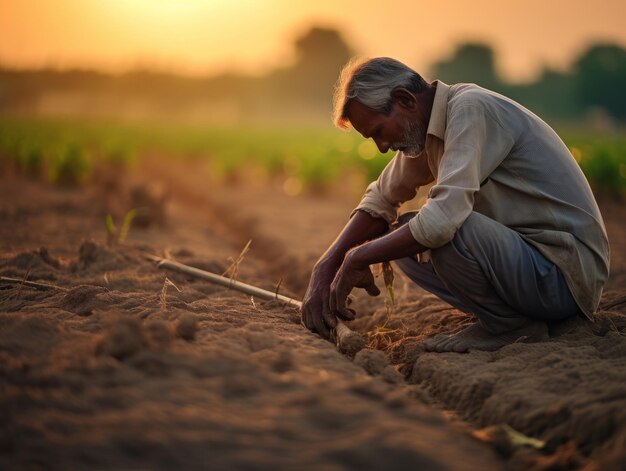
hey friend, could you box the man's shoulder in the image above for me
[447,83,527,122]
[448,83,497,109]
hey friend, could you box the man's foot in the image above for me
[425,321,549,353]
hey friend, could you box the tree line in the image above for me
[430,42,626,123]
[0,26,624,124]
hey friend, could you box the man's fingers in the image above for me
[365,283,381,297]
[301,305,315,331]
[355,269,380,297]
[302,299,333,340]
[336,307,356,321]
[312,311,330,340]
[321,303,337,329]
[332,284,350,318]
[329,284,337,313]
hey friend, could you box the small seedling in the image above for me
[366,261,401,350]
[381,261,395,306]
[502,424,546,449]
[105,208,138,246]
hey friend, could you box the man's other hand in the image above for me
[329,252,380,320]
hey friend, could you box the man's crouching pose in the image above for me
[301,57,609,353]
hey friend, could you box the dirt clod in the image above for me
[59,285,109,316]
[97,317,147,360]
[354,348,389,375]
[129,182,168,227]
[145,320,173,348]
[176,313,198,341]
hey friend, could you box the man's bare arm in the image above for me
[346,222,428,267]
[301,210,389,339]
[329,223,428,319]
[315,210,390,270]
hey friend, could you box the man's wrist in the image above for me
[345,245,371,270]
[314,253,342,275]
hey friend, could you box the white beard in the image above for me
[392,119,425,157]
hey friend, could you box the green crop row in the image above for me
[0,118,140,185]
[563,132,626,198]
[0,117,624,198]
[0,117,391,193]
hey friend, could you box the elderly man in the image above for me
[301,57,610,353]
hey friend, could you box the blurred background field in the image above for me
[1,117,625,199]
[0,117,395,195]
[1,1,626,198]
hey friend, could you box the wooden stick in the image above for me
[145,254,366,356]
[0,276,68,292]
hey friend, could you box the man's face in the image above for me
[345,98,427,157]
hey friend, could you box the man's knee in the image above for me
[429,213,491,276]
[430,242,458,278]
[431,212,499,263]
[396,211,501,279]
[455,212,498,244]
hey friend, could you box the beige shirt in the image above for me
[354,81,610,319]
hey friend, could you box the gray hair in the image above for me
[333,57,428,129]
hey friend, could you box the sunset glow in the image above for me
[1,0,626,81]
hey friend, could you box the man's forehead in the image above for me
[345,100,382,134]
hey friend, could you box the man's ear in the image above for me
[391,88,417,110]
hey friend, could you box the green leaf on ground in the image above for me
[502,424,546,449]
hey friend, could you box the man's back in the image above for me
[444,83,609,317]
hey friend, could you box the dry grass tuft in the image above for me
[222,240,252,283]
[159,276,181,311]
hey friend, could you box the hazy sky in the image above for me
[2,0,625,82]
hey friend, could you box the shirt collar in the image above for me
[426,80,450,140]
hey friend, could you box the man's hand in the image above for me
[301,264,339,340]
[300,210,389,340]
[329,250,380,320]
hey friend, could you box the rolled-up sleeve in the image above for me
[409,102,514,247]
[352,151,431,223]
[352,179,398,223]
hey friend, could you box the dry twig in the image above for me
[159,276,181,311]
[222,240,252,284]
[0,276,68,292]
[15,268,32,299]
